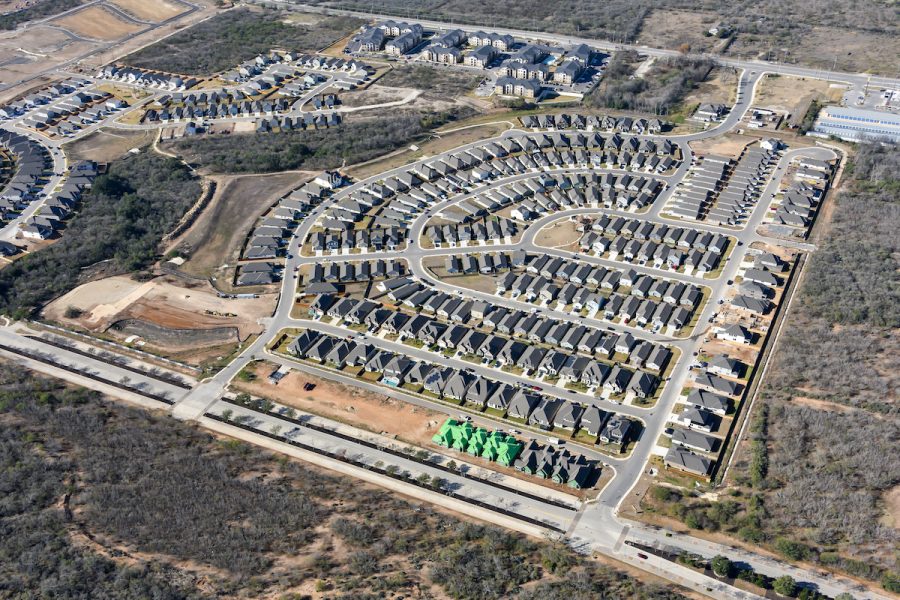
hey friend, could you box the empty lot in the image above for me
[106,0,188,22]
[53,5,144,41]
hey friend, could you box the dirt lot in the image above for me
[237,361,444,448]
[689,133,752,159]
[64,128,156,162]
[238,360,598,498]
[882,485,900,529]
[338,83,410,108]
[683,67,738,108]
[0,28,97,104]
[53,5,144,41]
[636,9,721,55]
[43,274,276,339]
[106,0,188,22]
[533,219,580,250]
[170,171,308,280]
[754,74,846,119]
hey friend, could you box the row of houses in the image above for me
[307,226,406,255]
[98,64,197,91]
[0,78,91,121]
[432,419,598,488]
[0,131,51,223]
[222,50,369,84]
[498,171,664,223]
[496,270,698,334]
[289,327,637,449]
[423,217,519,245]
[20,161,98,240]
[667,144,778,225]
[520,113,668,134]
[444,251,518,275]
[771,179,825,230]
[316,285,670,384]
[578,216,729,274]
[307,259,407,288]
[500,253,705,325]
[242,172,344,260]
[255,112,341,133]
[727,251,786,315]
[19,90,125,137]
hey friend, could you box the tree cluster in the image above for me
[166,108,474,174]
[0,361,691,599]
[0,0,83,31]
[123,8,363,76]
[0,152,201,316]
[585,52,714,115]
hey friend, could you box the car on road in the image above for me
[637,553,648,560]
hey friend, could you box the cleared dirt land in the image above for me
[689,133,751,159]
[64,128,156,162]
[533,219,581,250]
[636,9,721,54]
[170,171,308,279]
[43,274,276,341]
[683,67,738,108]
[236,360,444,448]
[53,5,144,41]
[106,0,187,22]
[754,74,846,118]
[0,28,96,103]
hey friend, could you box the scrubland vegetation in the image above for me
[0,362,686,599]
[585,51,714,116]
[378,64,484,100]
[0,152,200,317]
[166,108,475,174]
[646,143,900,591]
[124,8,362,76]
[298,0,897,72]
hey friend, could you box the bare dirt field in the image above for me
[64,128,156,162]
[0,27,96,102]
[237,361,444,448]
[684,67,738,108]
[689,133,752,159]
[170,171,308,280]
[53,5,144,41]
[106,0,188,22]
[238,360,596,498]
[338,84,411,108]
[754,74,846,119]
[882,485,900,530]
[533,219,580,250]
[43,274,276,339]
[636,9,720,55]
